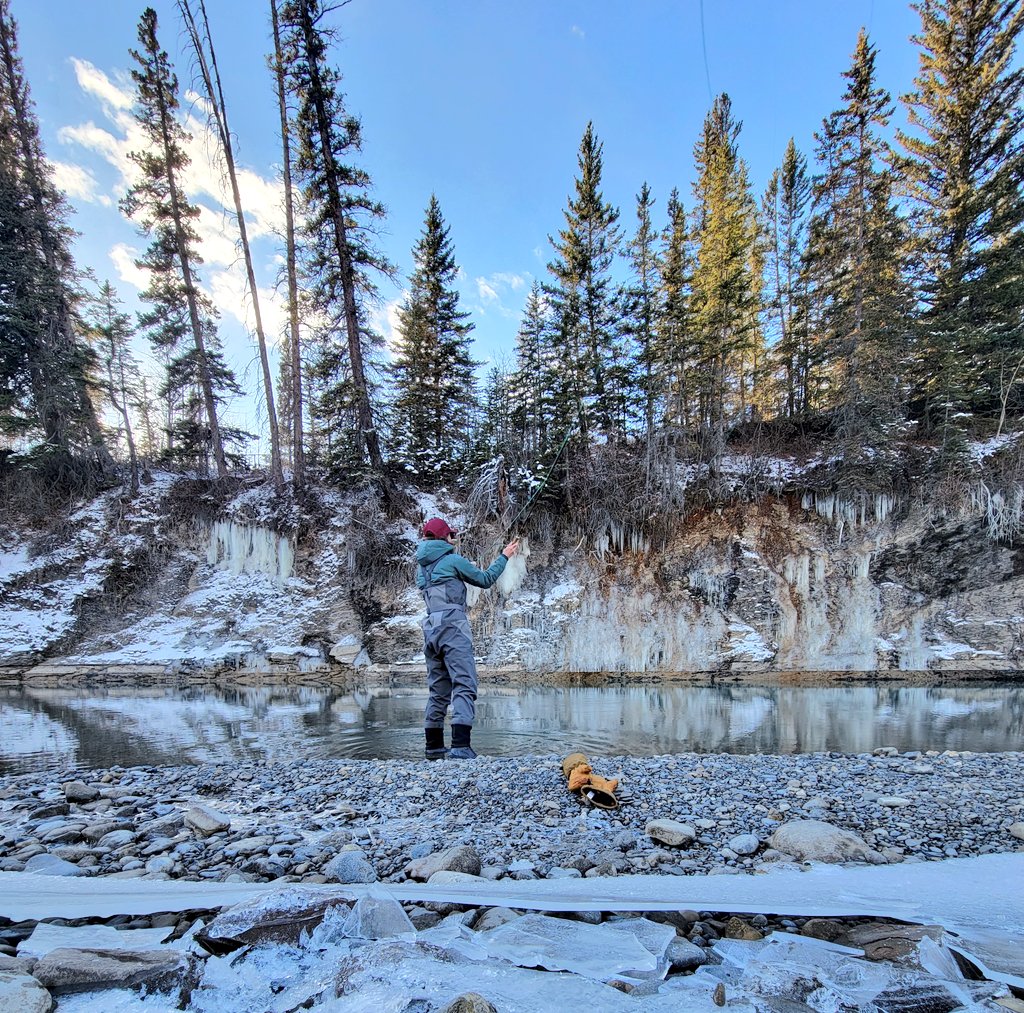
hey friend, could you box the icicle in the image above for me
[206,521,294,582]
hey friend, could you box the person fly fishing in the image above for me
[416,518,519,760]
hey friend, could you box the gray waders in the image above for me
[420,552,478,729]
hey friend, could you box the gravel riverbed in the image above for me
[2,748,1023,891]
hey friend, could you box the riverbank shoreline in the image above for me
[3,749,1022,889]
[3,661,1023,689]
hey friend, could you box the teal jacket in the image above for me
[415,539,508,589]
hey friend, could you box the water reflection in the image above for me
[1,682,1022,774]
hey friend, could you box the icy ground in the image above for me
[5,855,1023,1012]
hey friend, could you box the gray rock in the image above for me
[342,891,415,940]
[728,833,760,856]
[98,829,136,849]
[145,856,174,874]
[666,937,709,972]
[32,947,191,994]
[427,870,485,885]
[23,854,87,877]
[473,907,521,932]
[184,805,230,836]
[768,820,887,865]
[438,993,498,1013]
[0,971,52,1012]
[404,845,481,880]
[323,851,378,884]
[63,781,99,804]
[1007,822,1024,841]
[645,819,696,847]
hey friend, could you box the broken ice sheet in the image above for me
[17,921,172,958]
[475,913,661,981]
[340,886,416,941]
[189,941,343,1013]
[603,916,677,980]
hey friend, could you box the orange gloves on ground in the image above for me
[567,762,619,794]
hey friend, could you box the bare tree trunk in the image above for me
[271,0,305,492]
[149,58,227,479]
[296,0,383,474]
[179,0,283,492]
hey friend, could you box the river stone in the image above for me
[473,907,521,932]
[98,829,136,849]
[645,819,696,847]
[666,937,708,972]
[404,845,481,880]
[32,947,191,994]
[0,971,52,1012]
[877,797,913,808]
[63,781,99,804]
[728,833,760,856]
[24,853,87,877]
[768,820,886,864]
[1007,822,1024,841]
[184,805,230,836]
[438,994,498,1013]
[427,870,485,885]
[324,851,378,884]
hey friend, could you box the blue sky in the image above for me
[15,0,925,448]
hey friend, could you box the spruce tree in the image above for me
[689,94,761,477]
[762,138,813,419]
[810,30,914,473]
[546,122,624,443]
[657,188,693,431]
[122,7,239,477]
[624,182,661,437]
[0,0,108,473]
[90,281,141,492]
[389,194,477,478]
[897,0,1024,442]
[509,280,554,463]
[281,0,391,479]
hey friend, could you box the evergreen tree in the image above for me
[122,7,240,477]
[762,138,813,419]
[546,122,624,444]
[657,188,694,431]
[897,0,1024,442]
[810,30,914,472]
[0,0,108,472]
[689,94,761,475]
[280,0,391,480]
[89,281,141,492]
[509,280,554,463]
[624,182,660,437]
[389,194,477,478]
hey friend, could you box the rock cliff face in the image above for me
[1,469,1022,675]
[454,494,1023,674]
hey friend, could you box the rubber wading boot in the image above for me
[424,727,448,761]
[449,724,477,760]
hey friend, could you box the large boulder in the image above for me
[23,854,87,877]
[184,804,230,837]
[404,845,481,880]
[324,850,378,884]
[645,819,696,847]
[768,820,886,864]
[32,948,192,995]
[0,971,52,1013]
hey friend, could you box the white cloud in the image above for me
[49,159,105,204]
[571,25,586,39]
[476,278,499,303]
[370,294,407,357]
[70,58,133,112]
[109,242,149,291]
[490,271,526,291]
